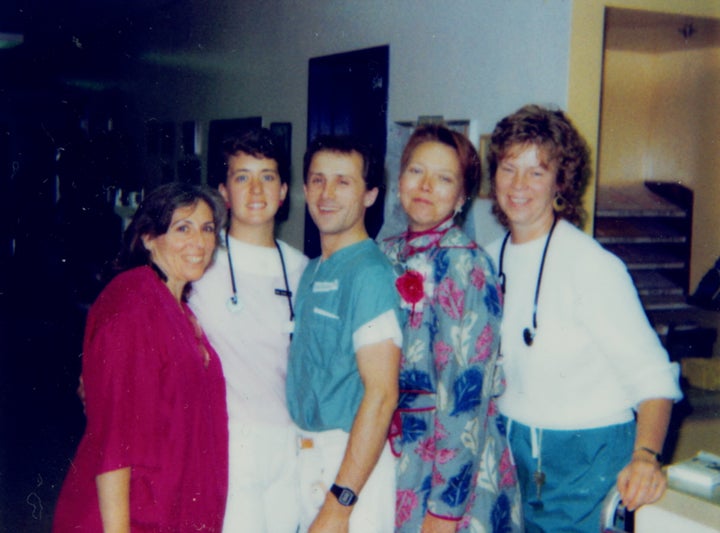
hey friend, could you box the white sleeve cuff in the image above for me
[352,309,403,351]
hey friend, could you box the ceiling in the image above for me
[0,0,189,88]
[3,3,719,94]
[606,8,720,53]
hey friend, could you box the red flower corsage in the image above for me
[396,270,425,306]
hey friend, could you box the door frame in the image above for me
[567,0,720,233]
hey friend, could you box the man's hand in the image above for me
[308,493,352,533]
[309,338,400,532]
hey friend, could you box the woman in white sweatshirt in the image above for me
[484,104,682,532]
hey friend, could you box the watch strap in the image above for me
[635,446,662,463]
[330,483,358,506]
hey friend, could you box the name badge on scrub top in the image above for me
[313,280,339,293]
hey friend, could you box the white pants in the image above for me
[296,429,396,533]
[223,422,300,533]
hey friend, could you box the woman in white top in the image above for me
[484,105,682,532]
[189,128,308,532]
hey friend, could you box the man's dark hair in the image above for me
[303,135,380,190]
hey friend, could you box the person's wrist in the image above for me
[329,483,358,506]
[324,491,353,516]
[633,446,662,464]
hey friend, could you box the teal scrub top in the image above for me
[286,239,399,432]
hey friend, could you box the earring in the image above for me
[552,194,566,212]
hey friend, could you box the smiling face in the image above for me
[494,143,559,243]
[399,141,464,232]
[142,200,217,301]
[304,150,378,257]
[220,152,287,238]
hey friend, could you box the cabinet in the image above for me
[594,182,717,360]
[594,181,692,312]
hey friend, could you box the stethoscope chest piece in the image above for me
[226,294,244,313]
[499,216,558,347]
[224,232,294,331]
[523,327,535,346]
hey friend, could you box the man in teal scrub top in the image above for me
[286,135,402,533]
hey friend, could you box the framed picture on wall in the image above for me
[181,121,199,156]
[146,119,160,155]
[206,117,262,186]
[160,122,175,158]
[478,134,492,198]
[270,122,292,222]
[270,122,292,159]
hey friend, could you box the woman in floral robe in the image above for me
[381,125,521,533]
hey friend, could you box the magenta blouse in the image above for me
[53,266,228,532]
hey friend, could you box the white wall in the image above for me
[131,0,572,248]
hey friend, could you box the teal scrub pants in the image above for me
[506,418,635,533]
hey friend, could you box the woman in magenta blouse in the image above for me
[53,182,229,532]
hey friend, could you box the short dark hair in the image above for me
[303,135,380,190]
[400,124,481,217]
[214,127,289,188]
[115,182,226,275]
[487,104,591,227]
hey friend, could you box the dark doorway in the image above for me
[206,117,262,186]
[304,45,389,258]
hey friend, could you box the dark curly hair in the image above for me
[215,127,289,187]
[113,182,226,299]
[487,104,591,228]
[400,124,481,222]
[217,127,290,221]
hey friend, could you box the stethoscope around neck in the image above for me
[225,231,295,337]
[498,216,558,346]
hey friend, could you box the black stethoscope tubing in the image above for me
[274,238,294,322]
[226,231,294,327]
[498,215,558,346]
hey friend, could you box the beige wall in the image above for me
[600,49,706,190]
[599,34,720,290]
[569,0,720,290]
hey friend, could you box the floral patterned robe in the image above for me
[381,218,522,533]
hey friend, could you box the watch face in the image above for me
[338,488,355,506]
[331,484,357,506]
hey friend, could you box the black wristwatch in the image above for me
[330,483,358,506]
